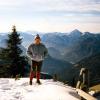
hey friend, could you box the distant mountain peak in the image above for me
[71,29,82,34]
[83,32,95,37]
[84,32,93,35]
[71,29,80,33]
[68,29,83,38]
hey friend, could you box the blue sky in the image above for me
[0,0,100,33]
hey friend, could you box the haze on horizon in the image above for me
[0,0,100,33]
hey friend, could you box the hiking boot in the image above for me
[36,80,41,85]
[29,80,32,85]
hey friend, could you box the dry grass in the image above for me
[90,84,100,92]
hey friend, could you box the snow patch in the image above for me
[0,78,80,100]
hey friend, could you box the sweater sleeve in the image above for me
[27,44,33,58]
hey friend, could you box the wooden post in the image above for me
[76,68,84,89]
[76,68,90,100]
[76,68,89,92]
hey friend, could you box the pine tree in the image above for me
[0,26,27,77]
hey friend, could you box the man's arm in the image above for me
[27,45,33,58]
[44,45,48,58]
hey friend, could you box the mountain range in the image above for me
[0,29,100,64]
[0,29,100,85]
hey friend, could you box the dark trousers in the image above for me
[30,60,43,81]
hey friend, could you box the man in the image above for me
[27,34,48,85]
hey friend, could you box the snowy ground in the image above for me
[0,78,81,100]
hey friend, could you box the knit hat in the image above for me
[34,34,41,40]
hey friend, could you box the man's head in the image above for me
[34,34,41,45]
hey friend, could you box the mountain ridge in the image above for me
[0,29,100,63]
